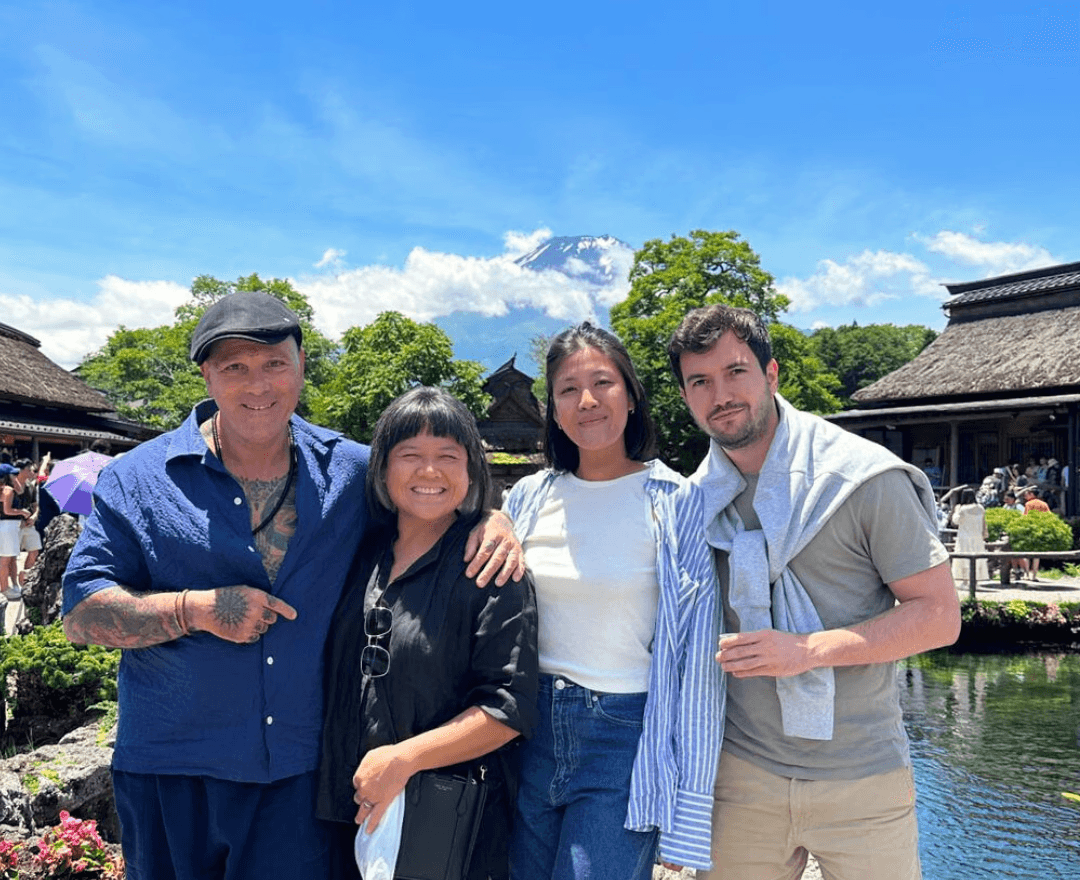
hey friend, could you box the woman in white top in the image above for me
[506,323,722,880]
[0,461,34,600]
[950,487,988,585]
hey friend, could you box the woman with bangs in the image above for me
[318,387,539,880]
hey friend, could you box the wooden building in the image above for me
[828,261,1080,511]
[0,323,156,460]
[477,356,545,452]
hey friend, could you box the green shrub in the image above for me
[960,599,990,625]
[1007,510,1073,552]
[959,598,1076,644]
[488,452,532,465]
[0,622,120,718]
[1003,599,1036,622]
[985,506,1022,541]
[1063,516,1080,550]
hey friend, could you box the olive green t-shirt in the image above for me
[717,469,949,780]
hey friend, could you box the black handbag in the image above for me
[377,666,490,880]
[368,573,494,880]
[394,765,488,880]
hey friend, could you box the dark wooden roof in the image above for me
[486,394,544,427]
[0,323,113,412]
[945,261,1080,309]
[482,356,534,394]
[854,262,1080,405]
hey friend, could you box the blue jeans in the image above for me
[509,675,658,880]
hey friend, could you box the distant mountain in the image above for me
[514,234,632,286]
[437,234,634,376]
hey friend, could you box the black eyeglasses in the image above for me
[361,605,393,678]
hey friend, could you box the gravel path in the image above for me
[956,572,1080,604]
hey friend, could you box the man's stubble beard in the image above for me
[700,397,775,451]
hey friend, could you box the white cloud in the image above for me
[296,229,631,339]
[3,230,635,370]
[502,228,554,258]
[778,250,936,312]
[564,257,593,278]
[315,248,347,269]
[915,231,1056,275]
[0,276,189,369]
[777,232,1061,319]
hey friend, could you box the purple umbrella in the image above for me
[43,451,114,516]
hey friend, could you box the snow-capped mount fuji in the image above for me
[514,234,633,286]
[435,234,635,374]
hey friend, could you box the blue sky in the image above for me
[1,1,1078,368]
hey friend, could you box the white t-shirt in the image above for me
[521,469,658,693]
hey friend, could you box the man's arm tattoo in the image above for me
[64,588,183,649]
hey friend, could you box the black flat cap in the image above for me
[190,291,303,364]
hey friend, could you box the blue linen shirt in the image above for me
[504,460,725,870]
[62,400,370,784]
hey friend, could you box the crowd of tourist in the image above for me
[0,452,49,601]
[931,455,1070,586]
[0,440,114,607]
[969,456,1066,513]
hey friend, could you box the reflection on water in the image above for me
[901,651,1080,879]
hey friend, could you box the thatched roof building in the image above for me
[829,261,1080,512]
[850,262,1080,401]
[0,323,156,460]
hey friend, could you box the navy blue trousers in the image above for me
[113,769,333,880]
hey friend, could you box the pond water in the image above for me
[900,650,1080,879]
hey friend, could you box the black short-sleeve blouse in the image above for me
[316,513,539,824]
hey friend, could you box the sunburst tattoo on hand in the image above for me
[214,590,249,630]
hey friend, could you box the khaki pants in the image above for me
[697,751,921,880]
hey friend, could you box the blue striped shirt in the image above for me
[505,460,725,870]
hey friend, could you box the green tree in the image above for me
[770,324,842,415]
[309,312,489,443]
[810,323,937,406]
[78,274,335,430]
[528,332,556,401]
[77,323,206,429]
[611,230,796,473]
[178,274,316,325]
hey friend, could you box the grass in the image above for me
[1023,561,1080,581]
[90,701,118,747]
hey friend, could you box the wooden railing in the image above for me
[949,550,1080,600]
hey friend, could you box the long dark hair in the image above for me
[543,322,657,473]
[367,387,492,526]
